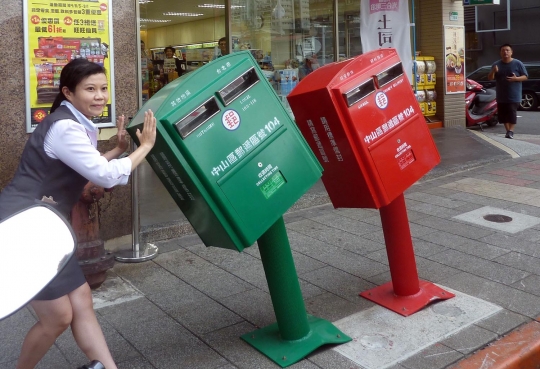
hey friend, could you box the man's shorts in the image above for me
[497,102,519,124]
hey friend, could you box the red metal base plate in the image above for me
[360,280,455,317]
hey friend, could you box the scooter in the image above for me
[465,78,498,130]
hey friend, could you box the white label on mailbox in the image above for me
[222,109,241,131]
[375,92,389,109]
[364,105,416,145]
[395,143,415,170]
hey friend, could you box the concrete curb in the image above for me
[449,319,540,369]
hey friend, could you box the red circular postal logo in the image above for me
[100,3,107,11]
[375,92,388,109]
[222,110,240,131]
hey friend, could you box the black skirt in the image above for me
[34,253,87,300]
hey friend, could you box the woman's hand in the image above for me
[136,110,157,150]
[128,110,157,171]
[116,114,129,153]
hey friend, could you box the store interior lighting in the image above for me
[198,4,245,8]
[140,18,171,23]
[163,12,204,17]
[150,41,218,51]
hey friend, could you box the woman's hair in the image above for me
[50,59,107,113]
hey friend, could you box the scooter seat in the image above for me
[475,89,496,103]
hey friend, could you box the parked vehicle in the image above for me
[465,78,498,130]
[466,62,540,111]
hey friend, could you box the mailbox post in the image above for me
[127,51,350,367]
[288,48,454,316]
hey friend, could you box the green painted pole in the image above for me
[257,216,310,340]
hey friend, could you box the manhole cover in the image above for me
[483,214,513,223]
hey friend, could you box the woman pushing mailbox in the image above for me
[0,58,156,369]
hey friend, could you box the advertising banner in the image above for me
[23,0,115,132]
[360,0,413,84]
[444,25,465,94]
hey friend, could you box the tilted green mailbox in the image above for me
[127,51,350,367]
[128,52,321,252]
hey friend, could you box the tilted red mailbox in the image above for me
[288,48,439,208]
[288,48,454,316]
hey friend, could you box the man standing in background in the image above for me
[488,43,528,139]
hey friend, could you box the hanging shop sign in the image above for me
[360,0,413,84]
[23,0,115,132]
[463,0,500,6]
[444,25,465,95]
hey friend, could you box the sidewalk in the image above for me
[3,127,540,369]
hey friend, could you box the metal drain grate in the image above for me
[483,214,513,223]
[454,207,539,234]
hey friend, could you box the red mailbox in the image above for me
[288,48,439,209]
[288,49,454,316]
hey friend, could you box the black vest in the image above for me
[0,106,89,219]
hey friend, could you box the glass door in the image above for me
[138,0,226,104]
[136,0,226,229]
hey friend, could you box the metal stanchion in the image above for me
[115,141,158,263]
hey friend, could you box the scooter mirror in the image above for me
[0,204,76,320]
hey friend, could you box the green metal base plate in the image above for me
[241,314,351,368]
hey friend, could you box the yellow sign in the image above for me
[24,0,115,132]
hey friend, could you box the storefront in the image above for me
[138,0,467,128]
[0,0,467,241]
[139,0,347,113]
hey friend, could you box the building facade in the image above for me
[2,0,524,240]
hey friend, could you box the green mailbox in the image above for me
[127,52,350,367]
[127,51,322,251]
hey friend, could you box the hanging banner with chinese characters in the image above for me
[444,25,465,94]
[23,0,115,132]
[360,0,413,84]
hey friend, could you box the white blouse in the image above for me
[44,101,132,188]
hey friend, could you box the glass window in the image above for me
[526,65,540,80]
[467,66,491,82]
[138,0,225,103]
[229,0,336,114]
[338,0,362,62]
[138,0,366,107]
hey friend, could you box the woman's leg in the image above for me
[16,296,73,369]
[69,283,118,369]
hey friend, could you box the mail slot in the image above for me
[127,51,322,251]
[287,48,440,209]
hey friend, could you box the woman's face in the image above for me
[63,73,108,119]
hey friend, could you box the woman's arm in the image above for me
[46,110,156,188]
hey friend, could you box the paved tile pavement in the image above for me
[3,130,540,368]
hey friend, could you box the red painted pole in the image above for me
[379,193,420,296]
